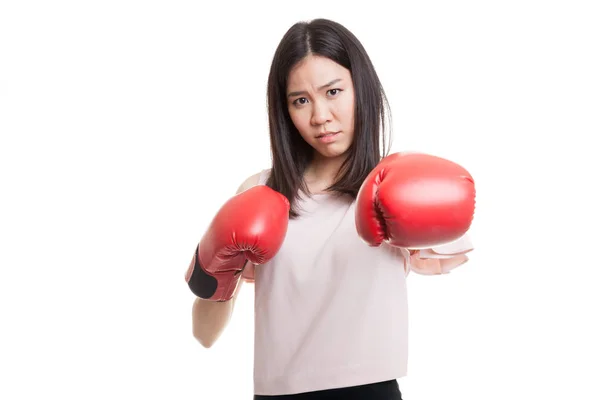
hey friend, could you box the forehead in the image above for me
[287,55,350,88]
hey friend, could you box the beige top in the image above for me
[242,169,473,396]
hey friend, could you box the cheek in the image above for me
[339,96,355,127]
[289,108,310,134]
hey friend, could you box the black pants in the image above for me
[254,380,402,400]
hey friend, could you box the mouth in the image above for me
[316,131,340,143]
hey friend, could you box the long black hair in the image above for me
[265,18,392,217]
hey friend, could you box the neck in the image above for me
[304,152,348,194]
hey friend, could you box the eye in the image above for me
[292,97,308,106]
[327,88,342,97]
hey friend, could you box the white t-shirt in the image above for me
[242,169,473,396]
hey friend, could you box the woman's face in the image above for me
[286,55,355,160]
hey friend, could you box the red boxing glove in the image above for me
[356,152,475,248]
[185,185,289,301]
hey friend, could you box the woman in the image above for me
[187,18,474,399]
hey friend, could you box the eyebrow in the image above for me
[287,78,342,98]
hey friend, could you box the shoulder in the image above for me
[236,169,271,194]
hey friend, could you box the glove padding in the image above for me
[356,152,475,249]
[186,185,289,301]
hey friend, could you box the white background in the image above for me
[1,1,599,399]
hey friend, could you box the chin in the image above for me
[315,145,351,159]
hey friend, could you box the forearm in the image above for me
[191,280,242,348]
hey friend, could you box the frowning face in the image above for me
[286,55,355,160]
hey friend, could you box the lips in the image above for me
[316,131,340,143]
[316,131,339,138]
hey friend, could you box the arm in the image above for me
[191,278,243,348]
[190,172,262,348]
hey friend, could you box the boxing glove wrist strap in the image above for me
[187,244,243,301]
[187,244,242,302]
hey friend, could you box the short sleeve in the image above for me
[408,233,474,275]
[258,168,271,185]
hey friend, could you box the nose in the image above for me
[310,99,332,126]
